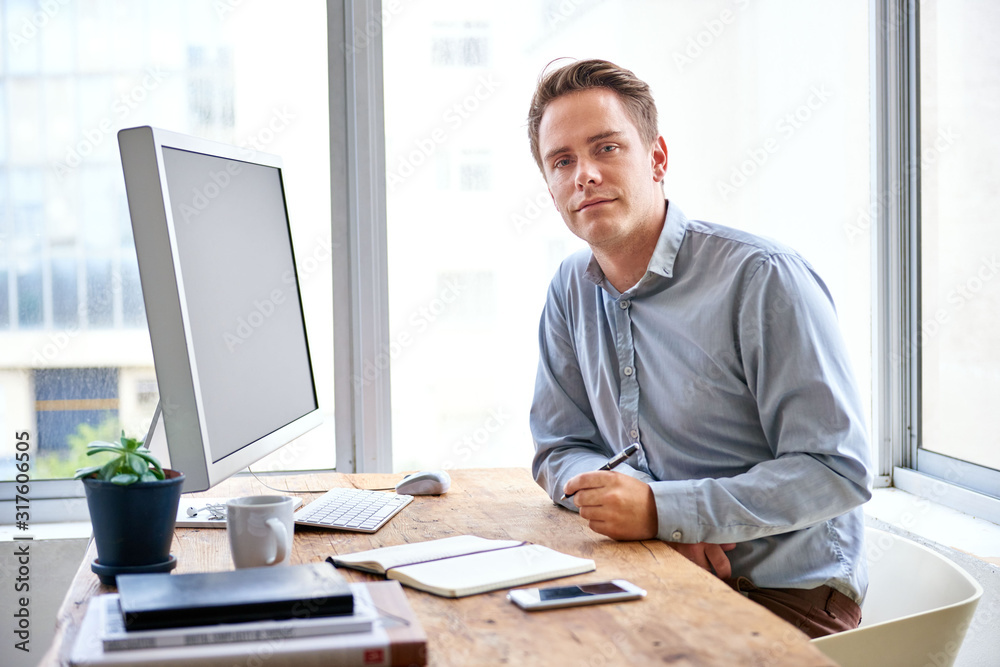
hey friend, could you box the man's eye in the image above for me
[600,145,617,153]
[554,158,571,168]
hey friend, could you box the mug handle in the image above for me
[265,517,288,565]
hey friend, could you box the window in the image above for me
[383,0,872,472]
[10,1,994,525]
[0,1,332,492]
[915,1,1000,500]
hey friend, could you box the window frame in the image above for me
[879,0,1000,522]
[328,0,393,474]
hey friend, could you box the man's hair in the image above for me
[527,59,659,172]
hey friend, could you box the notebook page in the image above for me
[332,535,524,573]
[390,544,596,597]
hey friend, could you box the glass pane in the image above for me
[9,79,42,163]
[51,252,79,328]
[0,267,9,329]
[384,0,872,472]
[86,257,114,328]
[6,0,41,76]
[120,255,146,328]
[0,1,332,482]
[0,83,7,162]
[919,1,1000,472]
[45,168,79,242]
[16,258,42,328]
[39,0,76,74]
[0,167,6,330]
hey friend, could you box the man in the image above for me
[527,59,872,638]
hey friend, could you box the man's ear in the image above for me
[651,136,668,182]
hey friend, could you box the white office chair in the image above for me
[811,527,983,667]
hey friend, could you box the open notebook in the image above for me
[329,535,595,598]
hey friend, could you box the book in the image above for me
[329,535,596,598]
[101,591,376,651]
[116,562,353,631]
[70,581,427,667]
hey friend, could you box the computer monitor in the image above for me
[118,126,321,492]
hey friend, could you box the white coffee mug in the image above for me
[226,495,294,568]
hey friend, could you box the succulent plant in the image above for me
[74,431,166,485]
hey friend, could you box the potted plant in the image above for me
[74,432,185,585]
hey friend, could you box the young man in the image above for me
[527,59,872,638]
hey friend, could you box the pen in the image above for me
[560,443,640,501]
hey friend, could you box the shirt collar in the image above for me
[583,200,689,287]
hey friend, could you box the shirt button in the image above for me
[623,366,633,376]
[629,429,639,439]
[619,300,630,309]
[671,530,683,541]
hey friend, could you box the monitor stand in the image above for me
[142,402,172,471]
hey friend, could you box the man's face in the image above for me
[538,88,667,251]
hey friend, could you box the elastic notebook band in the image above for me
[383,541,531,575]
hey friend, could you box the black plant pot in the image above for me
[82,469,185,585]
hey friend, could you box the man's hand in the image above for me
[564,471,658,540]
[565,472,737,577]
[668,542,737,579]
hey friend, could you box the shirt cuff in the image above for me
[648,479,701,543]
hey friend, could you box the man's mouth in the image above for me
[576,198,615,212]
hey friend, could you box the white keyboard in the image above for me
[294,487,413,533]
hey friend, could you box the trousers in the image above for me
[728,576,862,639]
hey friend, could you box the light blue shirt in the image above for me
[530,201,872,603]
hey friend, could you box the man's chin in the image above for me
[570,221,622,248]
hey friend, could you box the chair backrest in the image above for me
[811,527,983,667]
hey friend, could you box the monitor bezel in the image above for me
[118,125,321,492]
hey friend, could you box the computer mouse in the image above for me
[395,470,451,495]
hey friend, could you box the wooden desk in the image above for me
[43,468,834,666]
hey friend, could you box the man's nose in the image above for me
[575,157,602,188]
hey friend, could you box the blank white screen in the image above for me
[162,147,317,463]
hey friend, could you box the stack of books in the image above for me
[69,563,427,666]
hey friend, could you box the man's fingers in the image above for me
[690,549,711,571]
[671,544,709,570]
[705,545,732,579]
[563,471,613,498]
[670,542,735,580]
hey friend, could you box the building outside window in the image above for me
[0,1,332,483]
